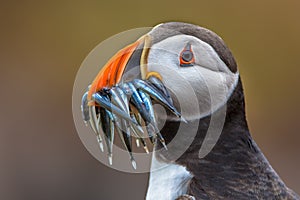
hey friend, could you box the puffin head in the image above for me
[88,22,240,122]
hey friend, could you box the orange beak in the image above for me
[87,37,145,101]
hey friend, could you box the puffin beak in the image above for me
[87,35,152,101]
[81,33,184,167]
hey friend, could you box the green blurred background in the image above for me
[0,1,299,199]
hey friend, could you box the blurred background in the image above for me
[0,1,299,199]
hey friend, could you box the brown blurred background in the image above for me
[0,1,299,200]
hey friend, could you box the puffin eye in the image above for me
[180,43,195,67]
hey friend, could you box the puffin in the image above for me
[83,22,300,200]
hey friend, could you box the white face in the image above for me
[147,34,239,121]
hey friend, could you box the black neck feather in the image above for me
[156,78,296,199]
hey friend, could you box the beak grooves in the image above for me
[88,39,141,101]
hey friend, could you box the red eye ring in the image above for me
[180,43,195,67]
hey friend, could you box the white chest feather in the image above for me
[146,153,193,200]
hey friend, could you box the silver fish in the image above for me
[132,79,182,119]
[114,117,136,169]
[81,91,90,123]
[92,93,137,125]
[147,76,173,104]
[89,105,104,152]
[138,90,167,149]
[99,108,115,165]
[123,82,152,123]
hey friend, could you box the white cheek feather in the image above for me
[146,151,193,200]
[146,35,239,199]
[147,35,239,121]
